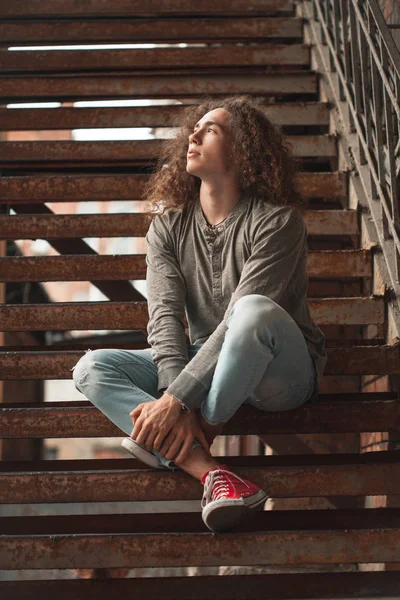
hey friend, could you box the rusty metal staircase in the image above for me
[1,0,400,596]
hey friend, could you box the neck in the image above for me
[199,180,241,226]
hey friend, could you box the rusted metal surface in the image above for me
[323,337,385,347]
[0,210,358,239]
[0,136,331,167]
[0,254,147,282]
[307,249,372,277]
[309,296,384,325]
[0,0,294,18]
[0,172,347,203]
[0,18,300,45]
[4,341,151,353]
[305,210,358,235]
[5,204,147,303]
[0,174,148,202]
[299,171,347,198]
[0,396,399,437]
[0,527,400,568]
[1,459,400,504]
[308,279,362,298]
[0,301,149,331]
[0,250,371,282]
[2,341,398,380]
[326,340,400,375]
[3,338,383,353]
[0,297,384,331]
[1,213,150,240]
[3,448,400,473]
[1,572,400,600]
[3,505,400,534]
[0,45,309,73]
[0,102,330,131]
[0,72,316,102]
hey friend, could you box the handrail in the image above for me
[310,0,400,288]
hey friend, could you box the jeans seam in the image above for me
[202,350,269,424]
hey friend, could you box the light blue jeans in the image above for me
[71,294,317,471]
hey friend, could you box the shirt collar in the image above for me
[195,191,249,232]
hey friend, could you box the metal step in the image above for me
[0,296,384,331]
[0,17,300,46]
[0,171,347,202]
[0,249,372,282]
[0,507,400,568]
[1,342,399,379]
[1,571,399,600]
[0,45,311,73]
[0,136,335,168]
[0,0,295,19]
[0,72,317,102]
[1,209,358,239]
[1,393,398,437]
[1,451,400,504]
[0,102,331,131]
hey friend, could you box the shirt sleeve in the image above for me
[145,215,189,392]
[165,205,308,411]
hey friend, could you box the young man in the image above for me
[72,96,327,533]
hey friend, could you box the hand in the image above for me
[129,394,182,452]
[157,409,211,465]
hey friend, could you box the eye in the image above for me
[191,127,215,134]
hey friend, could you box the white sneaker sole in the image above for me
[121,437,168,469]
[202,489,269,533]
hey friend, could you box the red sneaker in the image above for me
[201,464,269,533]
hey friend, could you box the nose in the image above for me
[189,129,201,144]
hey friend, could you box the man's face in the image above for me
[186,107,233,178]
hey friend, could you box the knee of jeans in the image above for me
[71,348,105,389]
[228,294,280,332]
[70,349,91,389]
[71,348,119,389]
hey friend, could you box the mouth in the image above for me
[187,151,200,157]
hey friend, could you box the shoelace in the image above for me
[201,467,251,508]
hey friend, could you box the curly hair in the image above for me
[142,94,307,222]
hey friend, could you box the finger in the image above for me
[174,438,193,465]
[130,404,143,419]
[129,417,142,441]
[165,436,184,461]
[145,428,160,452]
[196,426,211,454]
[135,423,151,447]
[155,430,174,455]
[161,433,180,459]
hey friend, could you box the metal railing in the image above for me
[310,0,400,289]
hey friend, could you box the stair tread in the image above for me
[0,171,347,201]
[0,515,399,569]
[0,571,399,600]
[0,0,295,19]
[1,209,360,240]
[0,296,384,331]
[2,506,400,535]
[1,452,399,504]
[2,450,400,472]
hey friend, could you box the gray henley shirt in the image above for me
[145,191,328,412]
